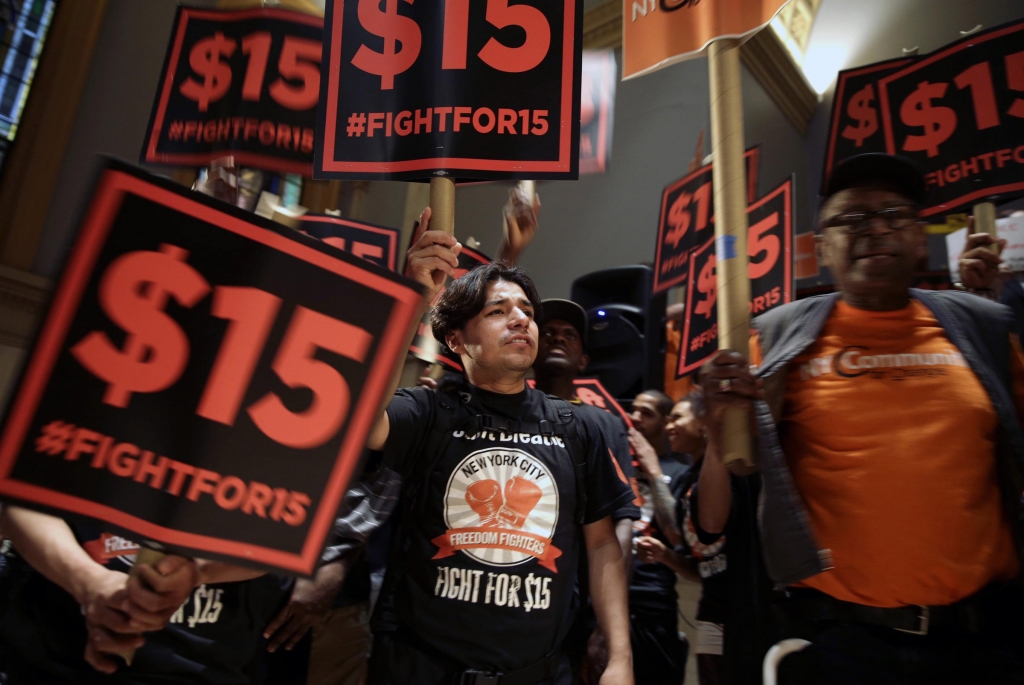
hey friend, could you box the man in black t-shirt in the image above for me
[532,299,640,682]
[532,298,640,556]
[342,219,635,685]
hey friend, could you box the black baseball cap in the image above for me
[824,153,928,204]
[539,299,587,342]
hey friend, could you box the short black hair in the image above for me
[431,261,543,349]
[637,389,674,417]
[678,390,705,417]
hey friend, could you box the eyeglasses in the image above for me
[821,206,920,235]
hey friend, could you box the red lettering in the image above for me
[276,122,292,148]
[996,148,1013,167]
[133,451,169,489]
[108,442,140,478]
[498,109,517,134]
[435,107,453,132]
[270,487,290,521]
[259,121,275,145]
[66,428,100,462]
[91,436,113,469]
[214,476,247,510]
[395,110,412,136]
[453,106,472,132]
[415,108,432,134]
[242,481,274,518]
[960,156,979,177]
[282,491,311,526]
[186,468,220,502]
[473,107,495,133]
[166,459,197,496]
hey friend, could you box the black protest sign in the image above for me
[0,160,423,575]
[526,377,630,425]
[822,57,915,192]
[878,20,1024,217]
[142,6,323,175]
[653,147,759,294]
[316,0,583,181]
[298,214,401,272]
[579,50,616,175]
[410,246,492,371]
[678,177,793,377]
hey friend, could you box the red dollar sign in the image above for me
[351,0,422,90]
[694,255,717,319]
[71,244,211,408]
[900,81,957,158]
[664,191,692,249]
[179,32,236,112]
[841,84,878,147]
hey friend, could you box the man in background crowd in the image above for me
[664,393,727,685]
[699,153,1024,683]
[626,402,695,685]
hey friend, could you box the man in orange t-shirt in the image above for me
[696,154,1024,684]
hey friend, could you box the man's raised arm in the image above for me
[366,207,461,451]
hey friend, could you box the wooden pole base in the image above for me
[430,177,456,236]
[973,201,998,253]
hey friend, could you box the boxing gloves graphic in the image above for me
[466,480,503,527]
[464,477,543,529]
[497,477,543,529]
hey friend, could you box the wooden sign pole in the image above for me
[708,39,753,467]
[973,201,998,253]
[430,177,456,236]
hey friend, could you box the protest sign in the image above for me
[877,20,1024,216]
[298,214,401,272]
[142,7,323,175]
[794,232,819,280]
[0,160,423,575]
[622,0,789,79]
[315,0,583,181]
[653,147,759,294]
[527,376,631,425]
[678,177,793,377]
[579,49,617,175]
[822,57,916,192]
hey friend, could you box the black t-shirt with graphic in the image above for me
[382,385,634,673]
[629,457,689,616]
[0,525,291,685]
[573,402,640,523]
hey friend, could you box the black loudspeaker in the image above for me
[570,265,666,402]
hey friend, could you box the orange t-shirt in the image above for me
[752,300,1022,608]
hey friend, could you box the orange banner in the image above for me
[622,0,790,80]
[432,527,563,573]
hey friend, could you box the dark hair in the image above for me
[678,390,705,417]
[637,389,674,417]
[431,261,543,349]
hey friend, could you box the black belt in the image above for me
[457,651,562,685]
[785,587,997,636]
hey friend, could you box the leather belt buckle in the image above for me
[461,670,500,685]
[894,605,930,636]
